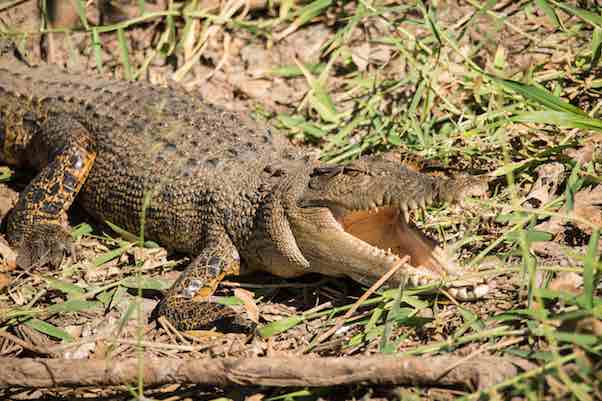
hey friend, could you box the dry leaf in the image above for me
[0,239,17,272]
[576,318,602,337]
[565,133,602,165]
[0,273,10,291]
[370,44,392,65]
[351,42,370,71]
[572,185,602,234]
[245,393,265,401]
[530,241,573,265]
[548,272,582,294]
[535,183,601,237]
[234,288,259,324]
[0,184,18,221]
[527,163,564,206]
[534,218,564,236]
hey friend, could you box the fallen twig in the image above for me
[0,354,520,390]
[305,256,409,353]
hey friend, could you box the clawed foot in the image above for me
[15,224,74,269]
[154,293,256,333]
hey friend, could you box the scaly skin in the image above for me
[0,41,489,331]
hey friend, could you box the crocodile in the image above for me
[0,41,489,330]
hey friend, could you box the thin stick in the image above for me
[304,256,410,353]
[0,331,52,356]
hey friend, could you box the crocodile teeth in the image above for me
[474,284,490,298]
[447,284,490,300]
[385,255,398,264]
[407,199,418,211]
[408,274,420,287]
[400,204,409,222]
[418,197,426,210]
[448,287,467,300]
[384,193,392,207]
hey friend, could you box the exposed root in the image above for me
[0,354,521,390]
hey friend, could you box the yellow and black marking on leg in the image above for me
[155,238,253,331]
[6,116,96,268]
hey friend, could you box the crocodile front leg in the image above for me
[155,235,253,331]
[6,116,96,268]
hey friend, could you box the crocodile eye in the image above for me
[343,169,365,177]
[310,166,344,178]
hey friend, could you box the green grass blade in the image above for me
[535,0,563,30]
[583,229,600,310]
[380,284,404,353]
[91,28,104,73]
[138,0,147,14]
[564,162,582,212]
[258,315,305,337]
[106,220,139,242]
[0,166,13,182]
[25,319,73,342]
[291,0,332,30]
[506,229,553,243]
[295,59,339,123]
[70,223,93,240]
[93,242,131,267]
[491,159,531,176]
[546,331,600,347]
[551,1,602,28]
[418,0,441,47]
[116,27,133,80]
[118,300,138,332]
[45,279,86,296]
[46,299,101,314]
[73,0,89,30]
[512,111,602,131]
[489,76,587,115]
[592,27,602,69]
[121,277,170,291]
[269,63,325,78]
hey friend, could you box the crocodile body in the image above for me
[0,43,488,330]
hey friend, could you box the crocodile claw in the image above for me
[15,224,74,269]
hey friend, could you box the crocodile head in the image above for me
[253,154,489,299]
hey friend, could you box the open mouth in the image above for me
[319,205,489,299]
[315,200,459,288]
[297,165,490,299]
[339,207,448,274]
